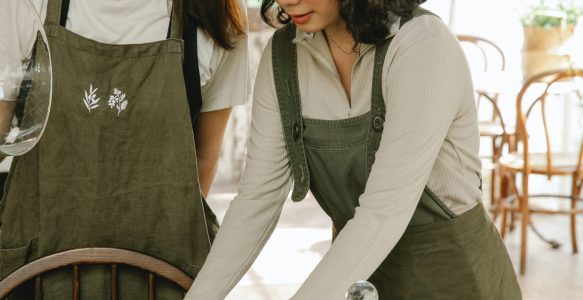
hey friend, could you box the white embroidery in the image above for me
[108,88,128,116]
[83,84,100,112]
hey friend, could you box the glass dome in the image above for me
[0,0,52,156]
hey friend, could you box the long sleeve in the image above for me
[185,38,294,299]
[290,24,474,299]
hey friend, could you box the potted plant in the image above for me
[520,0,583,79]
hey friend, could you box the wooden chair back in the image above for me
[0,248,193,300]
[457,34,506,72]
[456,35,508,122]
[515,68,583,179]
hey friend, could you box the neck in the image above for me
[324,20,358,54]
[325,20,352,41]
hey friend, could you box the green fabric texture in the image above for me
[0,0,214,298]
[272,9,522,300]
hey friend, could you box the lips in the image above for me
[289,12,313,25]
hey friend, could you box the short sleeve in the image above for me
[196,10,250,112]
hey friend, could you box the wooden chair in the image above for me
[0,248,193,299]
[498,68,583,274]
[457,35,513,214]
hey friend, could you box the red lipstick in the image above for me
[290,12,313,25]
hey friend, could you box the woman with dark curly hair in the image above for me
[186,0,521,299]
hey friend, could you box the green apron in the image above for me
[0,0,215,298]
[272,10,522,300]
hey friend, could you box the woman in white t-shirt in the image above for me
[0,0,248,298]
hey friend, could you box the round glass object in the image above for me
[0,0,52,156]
[346,280,379,300]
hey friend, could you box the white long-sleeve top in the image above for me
[186,14,483,300]
[0,0,249,111]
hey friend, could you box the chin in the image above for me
[294,23,323,33]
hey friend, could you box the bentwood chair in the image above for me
[0,248,193,299]
[457,35,514,213]
[498,68,583,274]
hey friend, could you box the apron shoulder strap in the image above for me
[169,0,184,39]
[45,0,69,26]
[367,7,439,172]
[183,7,203,126]
[272,24,311,202]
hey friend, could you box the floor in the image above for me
[206,178,583,300]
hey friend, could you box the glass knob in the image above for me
[346,280,378,300]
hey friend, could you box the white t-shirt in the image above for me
[0,0,250,112]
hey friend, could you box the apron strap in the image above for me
[367,37,391,174]
[366,7,438,173]
[45,0,67,26]
[168,0,184,40]
[271,8,439,202]
[367,7,459,224]
[183,21,203,125]
[167,0,203,125]
[272,24,311,202]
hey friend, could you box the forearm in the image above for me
[185,188,289,299]
[187,139,293,298]
[195,155,218,198]
[291,206,416,299]
[193,108,232,197]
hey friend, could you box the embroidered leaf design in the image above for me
[108,95,116,108]
[83,84,100,112]
[108,88,129,116]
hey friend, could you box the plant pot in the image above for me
[521,24,575,80]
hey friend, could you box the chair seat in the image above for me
[499,152,580,175]
[479,121,514,137]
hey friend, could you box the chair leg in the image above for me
[491,138,499,208]
[520,203,529,274]
[491,168,497,211]
[519,176,530,275]
[571,177,580,254]
[510,211,517,232]
[491,135,506,218]
[499,169,517,232]
[508,173,520,232]
[493,166,507,222]
[500,205,508,239]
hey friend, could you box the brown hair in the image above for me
[186,0,247,49]
[260,0,425,44]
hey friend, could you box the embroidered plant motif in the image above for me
[83,84,100,112]
[108,88,128,116]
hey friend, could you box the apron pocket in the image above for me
[0,239,35,279]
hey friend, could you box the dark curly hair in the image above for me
[260,0,426,44]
